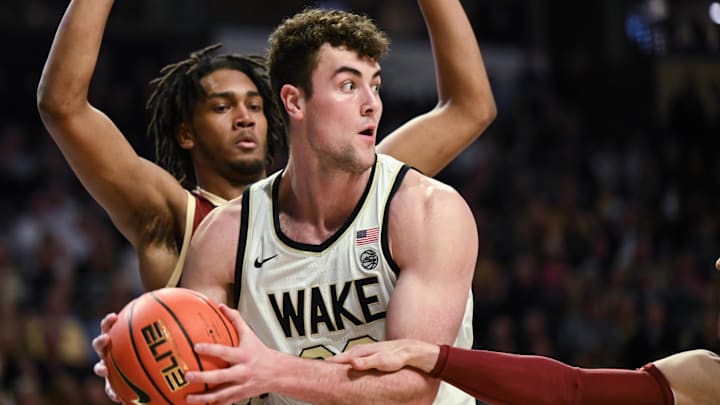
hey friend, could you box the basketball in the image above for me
[105,288,238,405]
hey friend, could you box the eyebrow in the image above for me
[332,66,382,80]
[205,90,263,100]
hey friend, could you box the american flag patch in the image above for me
[356,227,379,246]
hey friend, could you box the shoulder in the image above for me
[387,169,476,246]
[384,168,478,278]
[193,197,244,242]
[392,169,465,213]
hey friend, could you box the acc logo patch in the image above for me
[359,249,379,270]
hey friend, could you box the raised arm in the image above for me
[37,0,187,288]
[183,173,478,404]
[376,0,496,176]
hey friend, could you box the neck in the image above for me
[280,156,372,232]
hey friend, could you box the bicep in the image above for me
[43,106,187,242]
[385,182,477,344]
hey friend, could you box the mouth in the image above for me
[236,140,257,149]
[234,132,258,150]
[358,126,376,137]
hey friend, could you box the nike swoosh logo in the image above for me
[110,353,151,404]
[254,254,278,268]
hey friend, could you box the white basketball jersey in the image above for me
[233,154,475,405]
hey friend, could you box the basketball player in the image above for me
[178,8,477,404]
[36,0,495,292]
[328,339,720,405]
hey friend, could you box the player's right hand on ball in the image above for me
[92,312,119,402]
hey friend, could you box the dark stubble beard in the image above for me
[331,146,367,174]
[317,143,370,175]
[230,158,266,184]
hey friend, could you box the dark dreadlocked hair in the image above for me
[146,44,286,186]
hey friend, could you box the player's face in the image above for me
[188,68,269,181]
[303,44,382,173]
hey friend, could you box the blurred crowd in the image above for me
[1,0,719,404]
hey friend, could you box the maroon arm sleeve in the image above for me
[431,346,674,405]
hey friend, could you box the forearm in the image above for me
[436,347,674,405]
[37,0,114,114]
[274,352,439,405]
[418,0,494,113]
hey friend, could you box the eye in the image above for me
[213,104,230,113]
[341,81,355,92]
[372,83,382,93]
[248,103,263,112]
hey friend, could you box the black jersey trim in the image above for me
[233,187,252,308]
[271,156,378,253]
[381,165,412,277]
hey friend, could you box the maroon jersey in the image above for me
[191,191,217,232]
[165,189,224,287]
[430,345,674,405]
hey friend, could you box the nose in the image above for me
[361,87,381,117]
[234,108,255,129]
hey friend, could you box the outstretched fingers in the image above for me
[92,313,117,354]
[101,312,118,333]
[93,313,119,401]
[328,343,405,372]
[92,313,118,375]
[185,305,258,387]
[186,365,244,386]
[328,344,375,368]
[93,358,108,378]
[191,342,242,370]
[92,334,110,360]
[184,304,276,402]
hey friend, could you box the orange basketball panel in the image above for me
[106,288,238,405]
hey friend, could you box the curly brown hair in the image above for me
[266,8,390,111]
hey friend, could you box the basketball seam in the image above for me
[128,297,174,404]
[152,290,211,403]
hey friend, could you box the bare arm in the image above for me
[182,173,478,404]
[377,0,496,176]
[37,0,187,288]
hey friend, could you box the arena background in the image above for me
[0,0,719,403]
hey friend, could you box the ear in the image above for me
[176,122,195,150]
[280,84,304,120]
